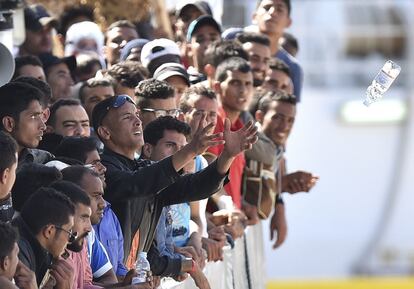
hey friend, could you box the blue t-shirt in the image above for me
[93,202,128,276]
[86,228,113,278]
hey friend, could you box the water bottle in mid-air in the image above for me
[364,60,401,106]
[131,252,151,284]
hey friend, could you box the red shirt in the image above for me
[207,107,245,208]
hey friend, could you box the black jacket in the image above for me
[101,148,227,273]
[12,216,53,286]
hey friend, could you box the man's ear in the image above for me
[213,81,221,95]
[2,116,15,133]
[0,168,10,185]
[45,125,54,134]
[255,110,264,124]
[97,126,111,141]
[42,224,54,240]
[0,255,9,271]
[252,11,258,25]
[203,64,215,79]
[142,143,153,159]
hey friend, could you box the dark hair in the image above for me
[20,187,75,235]
[105,20,137,43]
[281,32,298,54]
[180,84,216,113]
[236,32,270,47]
[79,77,113,104]
[257,90,297,115]
[144,116,191,146]
[50,180,91,207]
[13,55,43,80]
[215,57,251,82]
[59,4,94,36]
[47,98,82,127]
[135,78,175,108]
[75,54,102,81]
[12,164,62,212]
[268,58,290,77]
[0,82,43,131]
[107,20,136,32]
[204,40,249,67]
[55,137,99,164]
[0,132,17,173]
[256,0,291,15]
[106,61,146,89]
[12,76,52,108]
[62,165,100,187]
[0,222,18,260]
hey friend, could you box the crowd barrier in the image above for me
[159,222,266,289]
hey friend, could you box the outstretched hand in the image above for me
[188,113,224,155]
[223,119,258,157]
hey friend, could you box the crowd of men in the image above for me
[0,0,319,288]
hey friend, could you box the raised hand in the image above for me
[14,261,37,289]
[222,119,258,157]
[187,113,224,155]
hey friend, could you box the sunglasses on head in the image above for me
[106,95,136,111]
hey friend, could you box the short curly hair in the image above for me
[135,78,175,108]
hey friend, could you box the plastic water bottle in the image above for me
[364,60,401,106]
[131,252,151,284]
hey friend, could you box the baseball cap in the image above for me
[153,63,190,86]
[176,1,213,18]
[24,4,58,32]
[187,15,221,42]
[38,53,77,75]
[140,38,181,74]
[92,95,136,133]
[120,38,150,61]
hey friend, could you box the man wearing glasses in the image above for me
[135,79,181,129]
[12,187,76,288]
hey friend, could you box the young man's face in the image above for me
[260,100,296,146]
[80,173,105,225]
[85,149,107,184]
[50,105,90,137]
[139,97,178,129]
[18,65,46,81]
[218,70,254,114]
[48,216,74,259]
[11,100,46,150]
[21,26,54,55]
[262,69,293,94]
[253,0,291,38]
[165,76,189,106]
[146,130,187,162]
[102,102,144,151]
[47,63,74,102]
[82,85,115,120]
[184,95,218,134]
[190,25,220,70]
[66,203,92,252]
[242,42,271,87]
[105,27,138,66]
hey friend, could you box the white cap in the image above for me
[140,38,180,68]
